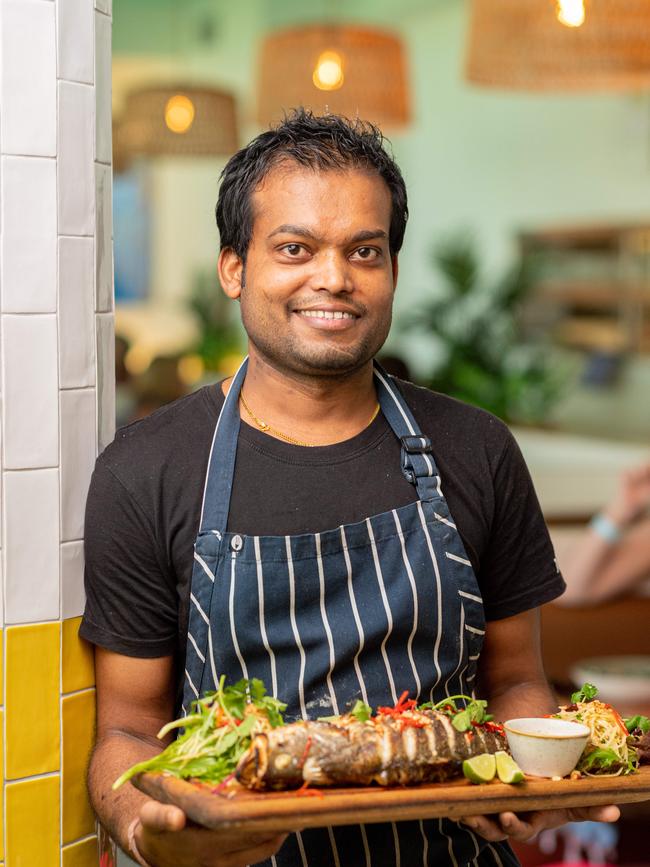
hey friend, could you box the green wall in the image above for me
[113,0,650,375]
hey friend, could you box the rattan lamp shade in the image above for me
[257,25,409,128]
[466,0,650,91]
[115,85,238,165]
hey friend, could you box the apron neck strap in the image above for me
[373,363,443,501]
[198,356,248,533]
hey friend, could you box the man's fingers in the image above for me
[568,804,620,824]
[220,833,288,867]
[139,800,187,833]
[460,815,508,842]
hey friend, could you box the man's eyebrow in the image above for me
[268,225,389,244]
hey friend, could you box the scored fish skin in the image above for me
[235,710,507,791]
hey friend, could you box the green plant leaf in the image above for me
[571,683,598,704]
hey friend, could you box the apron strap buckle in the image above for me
[400,436,435,485]
[400,435,432,454]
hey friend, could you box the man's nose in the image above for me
[314,252,352,293]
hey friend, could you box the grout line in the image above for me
[56,78,94,90]
[5,770,60,786]
[2,466,59,473]
[59,386,96,394]
[0,153,56,161]
[0,311,57,317]
[61,686,95,700]
[62,831,98,850]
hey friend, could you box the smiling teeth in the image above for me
[300,310,354,319]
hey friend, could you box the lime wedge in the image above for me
[495,751,525,784]
[463,753,497,784]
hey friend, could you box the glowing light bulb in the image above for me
[164,94,195,134]
[556,0,586,28]
[313,50,344,91]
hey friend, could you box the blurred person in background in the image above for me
[559,461,650,606]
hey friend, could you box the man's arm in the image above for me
[477,607,556,720]
[461,609,619,843]
[89,647,287,867]
[89,649,177,849]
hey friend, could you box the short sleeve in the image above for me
[479,431,565,621]
[80,454,178,657]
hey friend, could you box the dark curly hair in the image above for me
[216,108,408,261]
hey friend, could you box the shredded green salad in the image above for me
[554,682,650,776]
[113,677,286,789]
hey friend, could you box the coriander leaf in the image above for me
[571,683,598,704]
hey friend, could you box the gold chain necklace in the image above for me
[239,392,381,448]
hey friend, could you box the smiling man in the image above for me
[83,110,616,867]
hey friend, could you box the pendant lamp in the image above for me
[256,25,410,128]
[466,0,650,91]
[114,85,238,168]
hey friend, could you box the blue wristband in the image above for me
[590,513,623,544]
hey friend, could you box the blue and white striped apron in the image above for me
[184,358,518,867]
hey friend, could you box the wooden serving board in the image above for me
[134,765,650,834]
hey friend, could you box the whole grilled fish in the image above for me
[235,709,507,790]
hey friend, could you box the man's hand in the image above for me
[460,804,620,843]
[135,801,288,867]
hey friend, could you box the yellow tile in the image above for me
[0,628,4,705]
[6,775,60,865]
[0,709,3,861]
[62,837,98,867]
[6,622,60,778]
[62,616,95,694]
[62,689,97,844]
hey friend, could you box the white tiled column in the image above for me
[0,0,113,864]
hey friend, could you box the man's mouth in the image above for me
[297,310,356,320]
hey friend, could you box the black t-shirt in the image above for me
[80,378,565,672]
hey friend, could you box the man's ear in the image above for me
[391,254,399,289]
[218,248,244,299]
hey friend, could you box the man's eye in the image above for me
[353,247,380,261]
[282,244,305,256]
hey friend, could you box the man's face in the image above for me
[220,163,397,379]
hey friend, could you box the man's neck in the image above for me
[222,353,380,447]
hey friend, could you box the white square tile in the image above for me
[60,388,96,542]
[2,314,59,469]
[96,312,115,454]
[95,0,112,15]
[61,539,85,619]
[0,1,56,156]
[95,10,112,164]
[4,468,60,623]
[95,162,114,312]
[58,82,95,237]
[59,236,96,389]
[1,156,57,313]
[57,0,94,85]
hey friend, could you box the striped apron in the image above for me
[183,358,519,867]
